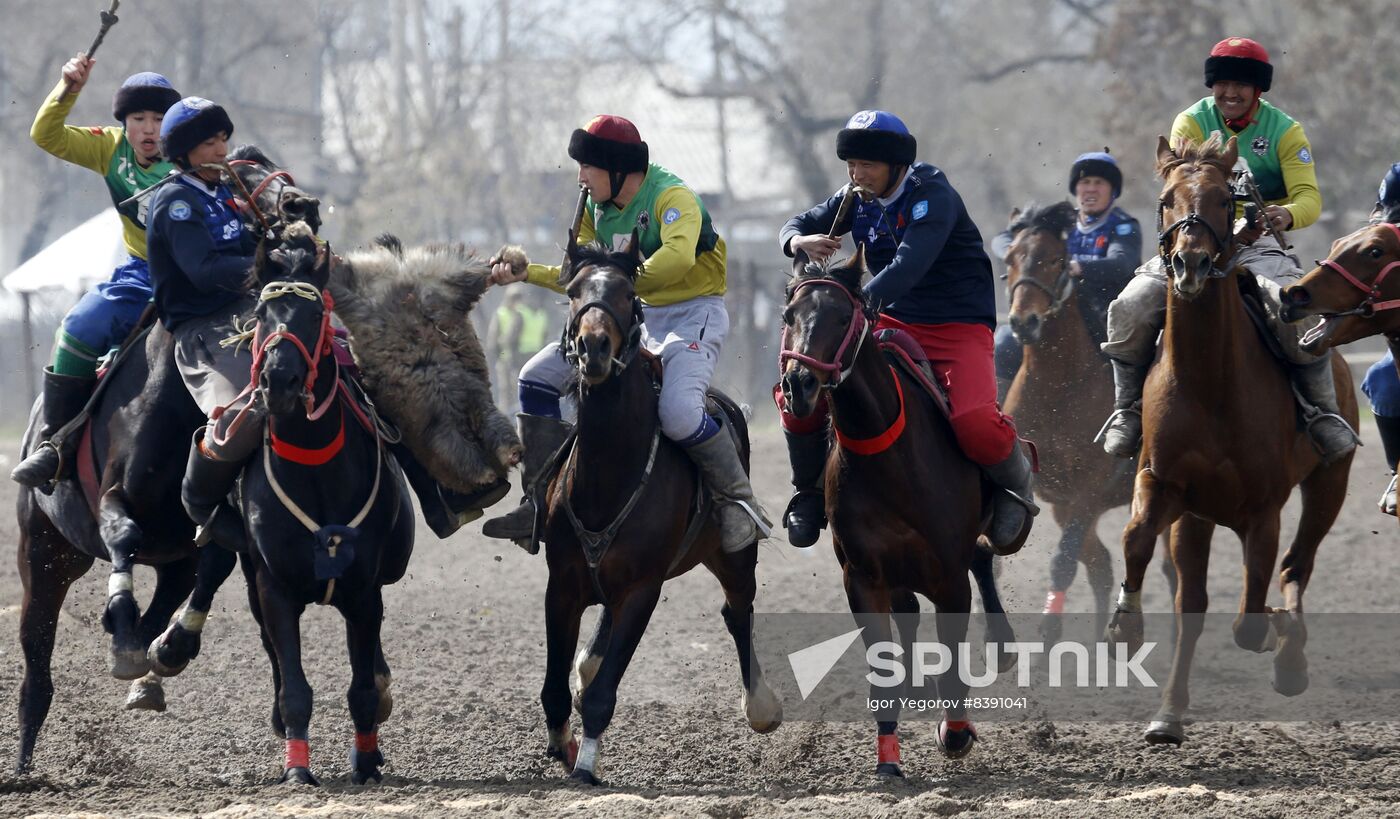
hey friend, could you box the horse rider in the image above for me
[778,110,1037,554]
[990,151,1143,398]
[1361,162,1400,514]
[1098,36,1358,463]
[11,54,182,490]
[148,98,495,549]
[482,114,771,553]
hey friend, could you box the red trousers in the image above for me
[777,317,1017,466]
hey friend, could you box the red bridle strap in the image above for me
[269,408,346,465]
[834,367,907,456]
[228,159,296,209]
[779,278,869,386]
[1318,223,1400,313]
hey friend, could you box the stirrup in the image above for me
[1379,473,1397,516]
[730,498,772,539]
[997,486,1040,517]
[1093,406,1141,444]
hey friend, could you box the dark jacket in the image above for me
[147,176,256,329]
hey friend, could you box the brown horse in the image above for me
[1001,201,1130,640]
[538,237,781,787]
[1280,221,1400,358]
[778,247,1019,778]
[1104,135,1356,745]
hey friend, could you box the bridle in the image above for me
[562,270,646,376]
[228,158,300,225]
[1005,231,1075,316]
[779,277,874,388]
[1311,222,1400,317]
[251,280,338,420]
[1156,190,1234,278]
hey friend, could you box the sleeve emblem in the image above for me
[911,200,929,220]
[169,200,192,221]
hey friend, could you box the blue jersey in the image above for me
[781,162,995,328]
[147,177,256,329]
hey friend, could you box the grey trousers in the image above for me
[172,297,257,416]
[1101,235,1320,367]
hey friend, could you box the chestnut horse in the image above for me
[1104,135,1356,745]
[778,247,1018,778]
[1280,220,1400,363]
[538,237,781,787]
[1001,201,1130,640]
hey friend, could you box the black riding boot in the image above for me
[181,428,250,552]
[481,413,571,551]
[782,429,828,548]
[11,369,95,491]
[393,443,511,539]
[981,443,1039,555]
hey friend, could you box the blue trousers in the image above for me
[60,256,153,357]
[1363,350,1400,417]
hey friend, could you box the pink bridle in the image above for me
[1316,222,1400,316]
[779,278,870,387]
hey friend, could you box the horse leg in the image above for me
[970,549,1017,673]
[1271,464,1347,696]
[97,490,150,680]
[124,558,197,712]
[15,524,94,774]
[240,554,285,739]
[1106,469,1181,652]
[542,572,586,771]
[342,591,386,785]
[1145,514,1214,746]
[1080,517,1116,639]
[374,643,393,725]
[571,606,610,713]
[843,567,902,778]
[148,542,238,676]
[709,544,783,734]
[932,569,978,760]
[256,569,317,785]
[1233,513,1283,654]
[571,583,663,786]
[1042,505,1090,643]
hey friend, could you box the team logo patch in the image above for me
[851,110,877,128]
[169,200,192,221]
[1116,222,1133,235]
[1297,147,1312,164]
[911,200,929,220]
[662,207,681,224]
[1251,135,1269,157]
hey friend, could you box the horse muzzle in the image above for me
[1169,249,1215,300]
[281,194,322,234]
[259,363,307,416]
[780,364,822,418]
[1009,312,1043,345]
[574,333,615,385]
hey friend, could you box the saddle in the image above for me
[874,328,953,419]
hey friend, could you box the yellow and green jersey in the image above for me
[30,79,178,260]
[526,164,726,306]
[1171,96,1321,231]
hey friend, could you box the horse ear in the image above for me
[253,237,273,285]
[1155,135,1177,176]
[1008,206,1021,226]
[626,227,643,277]
[831,243,867,291]
[792,247,811,276]
[1221,135,1240,170]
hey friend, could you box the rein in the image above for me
[227,158,298,231]
[1313,223,1400,317]
[1156,193,1234,278]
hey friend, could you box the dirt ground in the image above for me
[1,417,1398,818]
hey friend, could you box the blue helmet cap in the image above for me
[160,96,234,167]
[1379,163,1400,207]
[836,110,917,166]
[1069,150,1123,198]
[112,72,181,122]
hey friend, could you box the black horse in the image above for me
[231,224,412,785]
[12,147,318,774]
[540,236,782,786]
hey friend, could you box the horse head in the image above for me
[1003,201,1077,344]
[1280,222,1400,353]
[562,229,645,386]
[251,221,334,416]
[779,244,871,418]
[1155,133,1238,300]
[227,145,322,235]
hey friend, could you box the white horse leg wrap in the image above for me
[1115,585,1142,613]
[108,572,134,597]
[574,736,601,773]
[178,605,208,633]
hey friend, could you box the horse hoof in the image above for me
[937,721,978,759]
[743,684,784,734]
[1144,720,1184,746]
[569,767,602,787]
[1272,664,1310,697]
[280,766,320,786]
[124,677,166,712]
[1104,611,1144,654]
[875,762,905,779]
[546,738,579,771]
[147,623,200,677]
[109,645,151,681]
[348,747,385,785]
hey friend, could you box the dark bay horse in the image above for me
[539,237,781,786]
[1104,135,1355,745]
[228,224,412,785]
[1001,202,1132,640]
[12,148,318,774]
[778,247,1016,778]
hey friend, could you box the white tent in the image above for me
[3,209,125,295]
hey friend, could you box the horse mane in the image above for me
[1158,132,1233,178]
[228,144,279,168]
[571,241,642,279]
[1008,200,1077,237]
[786,251,867,301]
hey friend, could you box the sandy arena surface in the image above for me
[1,419,1398,817]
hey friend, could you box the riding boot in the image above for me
[1097,359,1147,459]
[1292,358,1360,465]
[393,443,510,539]
[686,427,772,553]
[181,428,250,553]
[782,429,828,548]
[980,443,1039,555]
[481,413,571,550]
[11,369,96,491]
[1375,414,1400,515]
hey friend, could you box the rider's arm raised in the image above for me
[30,78,120,175]
[151,190,254,294]
[525,207,597,293]
[1276,123,1321,231]
[864,184,958,307]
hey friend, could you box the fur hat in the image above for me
[1205,37,1273,92]
[836,110,917,166]
[159,97,234,167]
[568,115,649,174]
[112,72,181,122]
